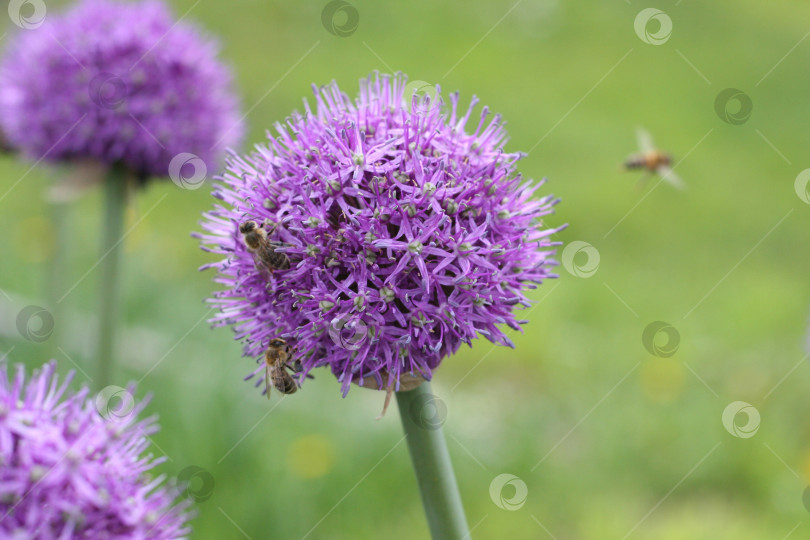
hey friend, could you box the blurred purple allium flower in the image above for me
[0,362,191,538]
[0,0,242,180]
[198,73,562,396]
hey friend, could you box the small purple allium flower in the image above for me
[0,0,242,180]
[0,362,191,538]
[198,73,562,396]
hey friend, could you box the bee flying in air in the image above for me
[264,338,299,398]
[623,128,685,190]
[239,220,291,272]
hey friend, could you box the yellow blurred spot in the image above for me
[800,450,810,484]
[640,358,685,403]
[287,435,335,479]
[14,216,54,263]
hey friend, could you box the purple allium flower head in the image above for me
[0,362,192,538]
[198,73,562,396]
[0,0,242,180]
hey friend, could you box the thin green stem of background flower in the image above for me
[46,190,69,361]
[96,165,128,388]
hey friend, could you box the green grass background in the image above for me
[1,0,810,538]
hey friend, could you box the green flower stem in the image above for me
[396,382,471,540]
[96,164,129,388]
[46,196,69,360]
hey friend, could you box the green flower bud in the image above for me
[381,286,396,303]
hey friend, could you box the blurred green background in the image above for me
[2,0,810,538]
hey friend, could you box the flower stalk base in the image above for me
[396,382,471,539]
